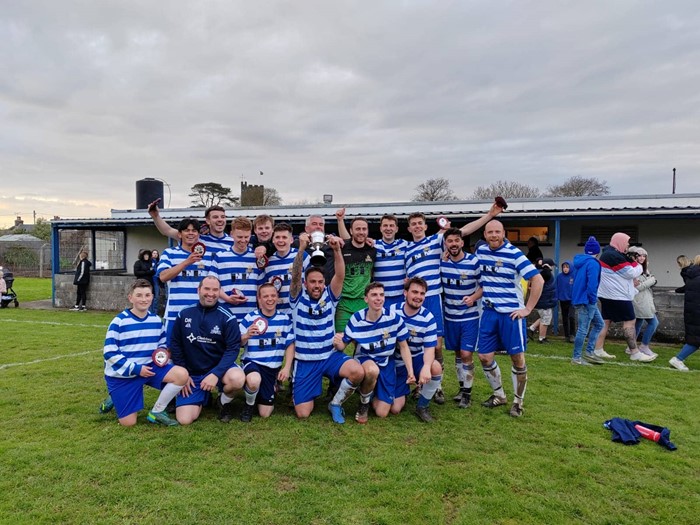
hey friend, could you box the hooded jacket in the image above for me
[571,254,601,306]
[681,264,700,346]
[598,245,642,301]
[535,258,557,309]
[556,261,574,302]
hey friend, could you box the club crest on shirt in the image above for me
[365,255,372,262]
[495,260,503,267]
[276,329,282,337]
[383,330,390,340]
[460,272,467,279]
[410,328,417,337]
[319,300,326,308]
[210,325,221,335]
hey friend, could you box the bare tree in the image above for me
[546,176,610,197]
[470,180,541,200]
[262,187,283,206]
[412,178,458,201]
[189,183,239,208]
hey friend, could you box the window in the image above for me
[58,229,126,272]
[580,226,638,245]
[505,226,550,245]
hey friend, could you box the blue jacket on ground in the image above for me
[556,261,574,301]
[572,254,601,306]
[170,302,241,378]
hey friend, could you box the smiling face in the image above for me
[231,228,252,253]
[364,285,385,313]
[255,220,273,242]
[408,217,427,241]
[128,286,154,316]
[444,233,464,258]
[304,269,326,300]
[484,220,505,250]
[198,276,220,308]
[257,284,279,316]
[272,229,292,253]
[404,282,427,312]
[305,215,325,234]
[351,219,369,246]
[380,218,398,242]
[178,225,200,249]
[206,210,227,236]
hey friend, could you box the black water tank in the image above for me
[136,178,164,209]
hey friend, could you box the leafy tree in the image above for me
[262,187,282,206]
[33,218,51,242]
[412,178,458,201]
[470,180,541,200]
[546,176,610,197]
[189,183,239,208]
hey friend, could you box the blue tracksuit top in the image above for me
[571,254,601,306]
[170,302,241,378]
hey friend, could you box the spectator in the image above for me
[72,250,91,311]
[134,250,155,282]
[669,255,700,371]
[556,260,576,343]
[528,258,556,343]
[674,255,694,293]
[526,237,543,264]
[627,247,658,358]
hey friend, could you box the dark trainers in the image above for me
[411,386,422,400]
[216,397,234,423]
[538,338,549,344]
[509,403,524,418]
[240,403,254,423]
[433,388,445,405]
[328,403,345,424]
[481,394,507,408]
[355,402,370,424]
[415,406,434,423]
[147,410,179,426]
[98,395,114,414]
[452,392,462,402]
[457,392,472,409]
[527,329,535,341]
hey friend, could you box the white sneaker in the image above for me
[594,348,616,359]
[630,351,655,362]
[669,357,689,371]
[624,347,632,355]
[639,345,658,358]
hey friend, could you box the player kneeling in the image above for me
[101,279,188,427]
[238,284,295,422]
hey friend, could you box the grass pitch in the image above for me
[0,279,698,524]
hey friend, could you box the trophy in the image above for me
[192,242,206,269]
[151,348,171,367]
[309,231,327,267]
[252,317,269,335]
[436,216,449,229]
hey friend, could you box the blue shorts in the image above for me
[357,355,396,405]
[383,294,404,312]
[423,295,444,336]
[105,364,173,419]
[444,318,479,352]
[176,365,241,407]
[395,354,424,399]
[292,352,352,405]
[243,361,280,406]
[477,307,527,355]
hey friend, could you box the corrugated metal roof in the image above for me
[51,193,700,226]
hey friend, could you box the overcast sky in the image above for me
[2,1,700,227]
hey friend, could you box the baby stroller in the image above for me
[0,267,19,308]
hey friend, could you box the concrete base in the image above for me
[54,273,135,311]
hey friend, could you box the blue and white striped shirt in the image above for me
[343,308,409,368]
[240,309,295,369]
[200,232,234,254]
[103,309,166,378]
[157,246,213,326]
[291,287,340,361]
[261,249,310,315]
[212,246,262,320]
[405,233,444,296]
[441,253,481,322]
[476,241,538,313]
[390,303,437,365]
[373,239,408,298]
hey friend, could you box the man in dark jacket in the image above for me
[570,237,604,365]
[170,276,245,425]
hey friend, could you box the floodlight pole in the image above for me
[672,168,676,194]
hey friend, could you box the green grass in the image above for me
[7,276,52,303]
[0,308,698,524]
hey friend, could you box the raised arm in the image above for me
[290,233,309,299]
[148,198,179,240]
[459,202,504,238]
[335,208,350,240]
[328,235,345,298]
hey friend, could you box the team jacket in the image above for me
[170,303,241,378]
[598,246,642,301]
